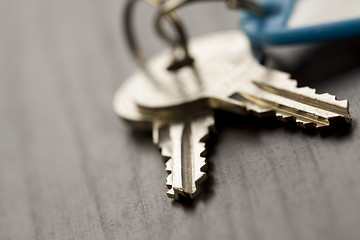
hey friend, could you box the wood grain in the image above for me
[1,1,360,240]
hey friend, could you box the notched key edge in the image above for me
[153,114,215,200]
[228,78,351,129]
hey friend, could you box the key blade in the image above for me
[153,113,215,200]
[229,71,350,129]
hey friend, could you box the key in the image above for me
[131,31,351,128]
[153,114,214,199]
[114,30,351,200]
[113,73,215,200]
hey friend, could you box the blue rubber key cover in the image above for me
[240,0,360,47]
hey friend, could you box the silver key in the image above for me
[153,114,214,199]
[114,30,351,200]
[114,73,215,200]
[132,31,351,128]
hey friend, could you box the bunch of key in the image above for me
[114,0,351,200]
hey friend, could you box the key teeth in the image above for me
[196,172,207,186]
[248,108,272,117]
[165,118,214,200]
[199,119,216,143]
[295,119,316,129]
[303,93,349,126]
[276,111,351,129]
[200,148,208,158]
[159,144,208,200]
[166,155,209,200]
[336,99,349,108]
[160,147,171,159]
[245,78,351,129]
[325,114,352,126]
[168,172,208,200]
[167,188,177,199]
[166,172,173,188]
[276,113,295,123]
[154,114,215,200]
[198,142,208,157]
[242,102,273,117]
[165,158,173,173]
[274,77,348,106]
[293,80,347,106]
[276,112,322,128]
[199,157,207,171]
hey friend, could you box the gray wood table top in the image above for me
[1,1,360,240]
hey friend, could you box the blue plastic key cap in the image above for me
[240,0,360,48]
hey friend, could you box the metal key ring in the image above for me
[154,0,265,48]
[124,0,192,69]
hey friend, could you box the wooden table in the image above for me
[1,1,360,240]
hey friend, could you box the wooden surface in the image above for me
[1,1,360,240]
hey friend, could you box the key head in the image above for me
[113,69,212,128]
[115,31,266,123]
[113,71,154,129]
[131,31,258,111]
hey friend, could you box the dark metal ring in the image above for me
[123,0,191,69]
